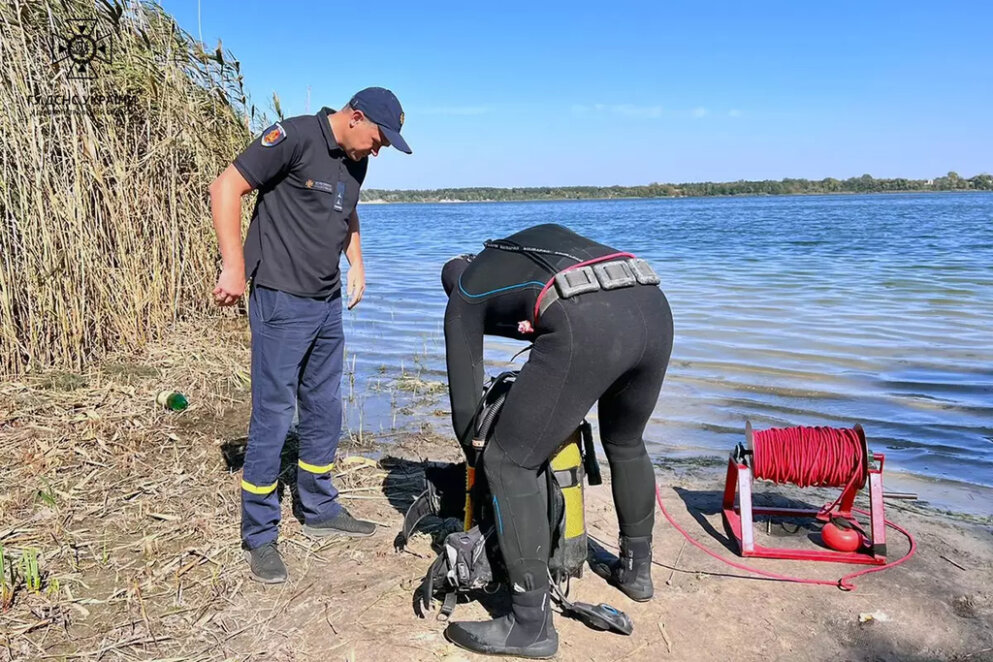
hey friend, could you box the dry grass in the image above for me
[0,317,451,659]
[0,318,247,658]
[0,0,262,376]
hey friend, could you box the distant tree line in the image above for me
[361,171,993,203]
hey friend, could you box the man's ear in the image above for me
[349,109,365,128]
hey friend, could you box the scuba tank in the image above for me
[460,372,590,586]
[548,430,587,587]
[405,372,631,634]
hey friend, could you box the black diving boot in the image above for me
[590,535,654,602]
[444,588,558,659]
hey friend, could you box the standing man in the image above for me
[209,87,411,584]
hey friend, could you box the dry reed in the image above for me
[0,0,261,376]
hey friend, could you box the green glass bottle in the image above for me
[156,390,189,412]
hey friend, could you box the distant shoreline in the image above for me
[360,188,992,205]
[360,173,992,204]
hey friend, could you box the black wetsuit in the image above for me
[443,224,674,594]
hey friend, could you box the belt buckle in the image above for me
[554,266,600,299]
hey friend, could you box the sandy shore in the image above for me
[1,320,990,661]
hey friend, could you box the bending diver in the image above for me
[440,223,674,658]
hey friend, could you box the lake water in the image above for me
[339,193,993,514]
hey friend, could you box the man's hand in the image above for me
[343,210,365,310]
[213,266,245,306]
[347,265,365,310]
[208,164,253,307]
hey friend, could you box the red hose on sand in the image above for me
[655,484,916,590]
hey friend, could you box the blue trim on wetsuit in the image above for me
[492,496,504,535]
[458,274,545,299]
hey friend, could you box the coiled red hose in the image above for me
[753,425,865,489]
[754,425,867,518]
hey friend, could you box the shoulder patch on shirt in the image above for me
[261,122,286,147]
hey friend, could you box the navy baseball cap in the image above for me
[349,87,411,154]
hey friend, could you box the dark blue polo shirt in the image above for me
[234,108,368,298]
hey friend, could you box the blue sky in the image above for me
[160,1,992,190]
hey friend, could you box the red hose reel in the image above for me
[722,422,888,565]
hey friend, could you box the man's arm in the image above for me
[444,295,486,445]
[209,164,254,306]
[344,209,365,309]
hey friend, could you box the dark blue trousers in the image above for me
[241,285,345,550]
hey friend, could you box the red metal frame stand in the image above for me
[721,422,887,565]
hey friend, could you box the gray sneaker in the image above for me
[302,508,377,538]
[244,542,288,584]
